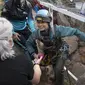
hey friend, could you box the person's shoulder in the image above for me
[54,24,62,31]
[54,24,64,28]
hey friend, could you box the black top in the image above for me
[0,43,34,85]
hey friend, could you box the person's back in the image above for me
[0,17,33,85]
[0,43,34,85]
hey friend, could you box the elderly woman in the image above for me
[0,17,42,85]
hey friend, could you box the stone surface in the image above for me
[78,46,85,64]
[63,36,79,54]
[72,62,85,78]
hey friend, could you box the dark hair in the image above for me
[1,0,32,20]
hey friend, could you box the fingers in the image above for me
[34,56,43,64]
[38,56,43,60]
[16,35,21,41]
[33,53,44,64]
[34,55,43,62]
[16,33,21,41]
[13,33,21,41]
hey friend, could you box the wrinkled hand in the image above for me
[12,32,21,41]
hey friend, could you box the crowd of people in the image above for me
[0,0,85,85]
[1,0,45,47]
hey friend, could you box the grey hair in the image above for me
[0,17,15,61]
[0,40,15,61]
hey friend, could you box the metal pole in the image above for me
[49,6,55,36]
[64,66,78,81]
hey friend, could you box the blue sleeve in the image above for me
[33,5,39,13]
[26,15,36,32]
[27,18,36,32]
[26,31,37,57]
[56,25,85,42]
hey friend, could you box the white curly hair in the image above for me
[0,17,15,61]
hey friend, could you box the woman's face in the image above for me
[36,21,49,31]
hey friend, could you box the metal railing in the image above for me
[39,0,85,22]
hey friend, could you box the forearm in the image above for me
[26,41,36,56]
[32,64,41,84]
[34,64,41,76]
[26,33,37,56]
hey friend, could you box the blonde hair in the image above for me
[0,17,15,61]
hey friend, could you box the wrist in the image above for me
[34,61,39,65]
[32,53,36,57]
[34,64,39,66]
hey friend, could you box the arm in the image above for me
[26,31,38,58]
[27,53,42,85]
[56,25,85,42]
[32,55,43,84]
[32,64,41,84]
[27,17,36,32]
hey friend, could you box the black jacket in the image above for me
[0,43,34,85]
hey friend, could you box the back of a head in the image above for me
[0,17,13,39]
[0,17,14,61]
[14,0,32,16]
[35,9,52,23]
[2,0,32,20]
[25,0,32,15]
